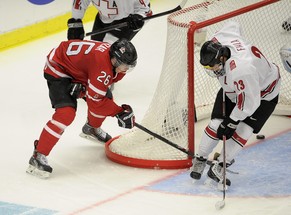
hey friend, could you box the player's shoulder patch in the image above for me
[229,60,236,71]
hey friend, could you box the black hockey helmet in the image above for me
[110,39,137,68]
[200,40,224,67]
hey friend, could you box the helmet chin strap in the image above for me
[213,57,226,77]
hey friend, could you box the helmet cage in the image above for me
[203,63,226,78]
[200,41,228,77]
[112,57,136,73]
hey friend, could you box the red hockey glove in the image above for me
[116,104,135,129]
[67,18,85,40]
[216,117,239,140]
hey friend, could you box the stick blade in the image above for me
[215,200,225,210]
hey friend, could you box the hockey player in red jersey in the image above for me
[190,21,281,188]
[67,0,152,130]
[26,39,137,178]
[67,0,152,43]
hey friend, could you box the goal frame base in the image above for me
[105,137,192,169]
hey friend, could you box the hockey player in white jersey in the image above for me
[67,0,152,43]
[190,21,281,188]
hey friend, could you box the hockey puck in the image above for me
[256,134,265,139]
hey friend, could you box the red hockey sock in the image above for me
[37,107,76,155]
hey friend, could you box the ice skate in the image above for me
[206,160,231,190]
[26,140,53,179]
[80,123,112,143]
[190,156,207,180]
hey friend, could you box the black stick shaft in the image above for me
[85,0,188,37]
[85,23,128,37]
[134,122,194,158]
[222,90,227,201]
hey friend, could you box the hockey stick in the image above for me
[135,122,239,174]
[215,90,227,210]
[85,0,188,37]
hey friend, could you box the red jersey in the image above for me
[44,40,124,118]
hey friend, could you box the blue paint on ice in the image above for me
[0,201,57,215]
[147,131,291,197]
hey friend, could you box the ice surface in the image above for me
[0,1,290,214]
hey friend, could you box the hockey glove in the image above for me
[116,104,135,129]
[69,82,86,99]
[67,18,85,40]
[105,88,113,99]
[216,117,239,140]
[127,14,144,31]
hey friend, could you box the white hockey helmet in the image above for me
[280,45,291,73]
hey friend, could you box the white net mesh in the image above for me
[106,0,291,168]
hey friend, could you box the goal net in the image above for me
[105,0,291,169]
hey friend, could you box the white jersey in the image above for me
[72,0,151,24]
[211,21,281,122]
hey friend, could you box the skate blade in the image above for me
[204,178,228,191]
[79,133,105,145]
[191,179,200,184]
[204,178,217,189]
[26,165,50,179]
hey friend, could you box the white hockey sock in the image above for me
[198,119,222,158]
[218,122,253,164]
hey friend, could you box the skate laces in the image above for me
[36,153,49,165]
[192,157,207,172]
[94,127,107,138]
[83,123,107,138]
[211,161,223,180]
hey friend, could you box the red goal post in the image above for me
[105,0,291,169]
